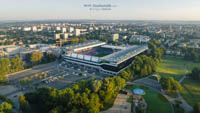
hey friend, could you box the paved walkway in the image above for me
[177,75,193,113]
[101,94,131,113]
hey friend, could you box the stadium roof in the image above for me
[101,45,148,64]
[65,40,106,52]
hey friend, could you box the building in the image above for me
[129,35,150,43]
[32,26,38,32]
[54,34,61,40]
[56,27,61,31]
[61,33,68,39]
[74,29,81,36]
[190,39,200,43]
[62,40,148,76]
[23,27,31,31]
[110,34,119,41]
[0,45,24,57]
[178,43,187,48]
[68,27,74,33]
[61,28,67,33]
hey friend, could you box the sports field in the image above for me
[78,47,116,57]
[156,55,200,80]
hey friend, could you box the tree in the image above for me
[190,67,200,82]
[30,52,43,65]
[10,55,24,72]
[0,102,12,113]
[120,71,132,81]
[19,95,31,113]
[160,77,182,92]
[22,76,127,113]
[194,102,200,113]
[191,50,199,62]
[0,58,10,82]
[91,80,102,93]
[88,93,101,113]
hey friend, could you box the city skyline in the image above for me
[1,0,200,21]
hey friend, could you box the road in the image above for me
[7,61,59,82]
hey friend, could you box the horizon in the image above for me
[1,0,200,21]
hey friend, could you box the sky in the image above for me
[0,0,200,21]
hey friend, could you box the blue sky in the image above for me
[0,0,200,20]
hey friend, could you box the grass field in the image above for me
[125,85,172,113]
[180,78,200,107]
[94,53,108,57]
[157,55,200,80]
[144,89,172,113]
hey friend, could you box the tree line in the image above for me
[19,76,126,113]
[119,39,164,81]
[27,52,57,66]
[189,67,200,82]
[188,67,200,113]
[0,55,24,82]
[183,48,200,63]
[0,52,57,83]
[160,76,182,93]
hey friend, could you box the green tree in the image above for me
[0,102,12,113]
[91,80,102,93]
[190,67,200,82]
[0,58,10,82]
[10,55,24,72]
[19,95,31,113]
[120,71,132,81]
[194,102,200,113]
[160,77,182,92]
[88,93,101,113]
[30,52,43,65]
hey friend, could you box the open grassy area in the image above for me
[143,89,172,113]
[157,55,200,80]
[180,78,200,107]
[125,85,172,113]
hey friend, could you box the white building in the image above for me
[129,35,150,43]
[75,29,81,36]
[56,27,61,31]
[68,27,74,33]
[110,34,119,41]
[54,34,60,40]
[32,26,38,32]
[0,45,22,57]
[61,28,67,33]
[23,27,31,31]
[178,43,187,48]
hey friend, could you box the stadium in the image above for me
[63,40,148,76]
